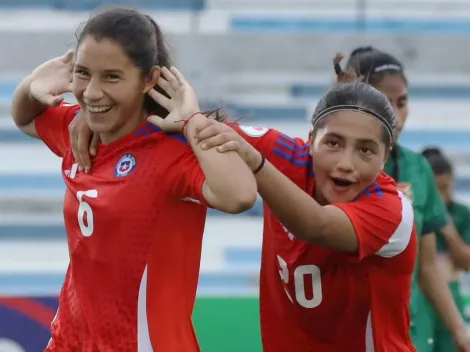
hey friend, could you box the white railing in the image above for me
[206,0,470,12]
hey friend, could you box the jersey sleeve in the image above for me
[164,139,208,206]
[230,123,311,173]
[334,185,415,261]
[420,158,449,235]
[34,103,80,157]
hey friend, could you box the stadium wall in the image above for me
[3,10,470,76]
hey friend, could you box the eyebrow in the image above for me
[326,132,379,146]
[74,64,124,74]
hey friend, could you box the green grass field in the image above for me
[193,296,262,352]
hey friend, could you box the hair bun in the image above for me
[349,46,375,58]
[421,147,443,158]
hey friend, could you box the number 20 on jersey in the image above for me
[277,255,323,308]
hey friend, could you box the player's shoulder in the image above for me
[235,124,272,138]
[356,172,413,221]
[47,102,81,120]
[134,122,190,152]
[397,144,432,171]
[358,171,399,200]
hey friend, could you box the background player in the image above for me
[194,80,417,351]
[9,7,257,351]
[342,47,470,351]
[422,147,470,352]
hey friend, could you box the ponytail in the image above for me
[144,15,172,117]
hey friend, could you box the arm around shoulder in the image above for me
[187,114,258,214]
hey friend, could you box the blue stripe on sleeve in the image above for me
[272,147,311,166]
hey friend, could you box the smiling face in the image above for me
[73,35,159,144]
[310,110,389,204]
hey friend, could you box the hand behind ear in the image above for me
[333,52,358,84]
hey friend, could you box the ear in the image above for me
[308,130,314,157]
[143,66,161,94]
[384,146,392,162]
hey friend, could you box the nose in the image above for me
[336,150,354,173]
[83,77,104,102]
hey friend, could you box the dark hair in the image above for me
[312,81,396,149]
[421,147,453,175]
[76,6,171,118]
[345,46,407,87]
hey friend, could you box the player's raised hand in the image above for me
[195,120,262,171]
[147,66,200,132]
[333,52,358,84]
[29,49,74,106]
[68,110,100,172]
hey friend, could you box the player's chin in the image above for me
[86,114,115,133]
[87,119,113,134]
[324,187,359,204]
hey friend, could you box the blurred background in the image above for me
[2,0,470,351]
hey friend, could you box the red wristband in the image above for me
[178,112,202,137]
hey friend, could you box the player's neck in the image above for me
[100,109,147,145]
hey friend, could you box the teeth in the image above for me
[88,106,111,113]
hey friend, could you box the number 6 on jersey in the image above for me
[76,189,98,237]
[277,255,323,308]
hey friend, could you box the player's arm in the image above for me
[240,149,410,253]
[230,122,310,172]
[416,159,469,345]
[197,123,411,254]
[11,50,74,140]
[11,76,48,138]
[12,76,77,157]
[183,115,257,214]
[439,222,470,270]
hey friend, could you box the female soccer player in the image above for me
[339,47,470,352]
[10,7,257,351]
[194,80,417,350]
[422,147,470,352]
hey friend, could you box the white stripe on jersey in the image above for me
[375,191,414,258]
[365,311,375,352]
[182,197,202,204]
[138,266,152,351]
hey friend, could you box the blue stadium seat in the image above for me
[0,270,256,296]
[0,0,204,11]
[2,127,470,153]
[229,17,470,34]
[291,83,470,99]
[201,102,307,122]
[224,247,261,266]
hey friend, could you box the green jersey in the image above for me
[384,144,448,313]
[384,144,448,237]
[436,201,470,253]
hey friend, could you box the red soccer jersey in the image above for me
[232,124,417,352]
[35,103,209,352]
